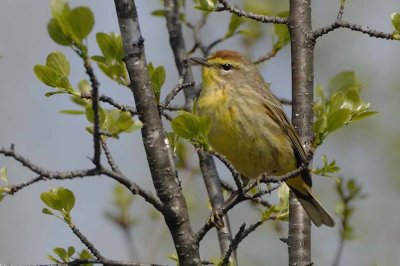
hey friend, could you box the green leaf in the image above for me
[50,0,70,21]
[198,115,211,138]
[60,110,85,115]
[167,132,178,152]
[96,32,124,61]
[42,207,55,216]
[261,206,275,222]
[225,14,243,38]
[78,79,91,94]
[126,119,143,133]
[91,55,107,63]
[328,71,360,95]
[34,65,62,87]
[391,12,400,32]
[67,7,94,40]
[47,254,62,264]
[195,0,218,11]
[85,105,107,126]
[352,111,378,121]
[53,247,69,262]
[171,111,200,139]
[67,246,75,257]
[148,63,166,102]
[35,52,72,91]
[327,109,352,133]
[79,249,94,266]
[40,187,75,213]
[45,91,66,97]
[0,167,8,183]
[46,52,70,76]
[47,18,72,46]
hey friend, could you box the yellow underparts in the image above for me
[198,84,297,180]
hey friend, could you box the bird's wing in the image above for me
[262,89,309,165]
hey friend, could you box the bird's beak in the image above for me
[188,57,212,67]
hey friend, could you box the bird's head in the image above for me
[189,50,259,88]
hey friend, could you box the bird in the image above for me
[190,50,335,227]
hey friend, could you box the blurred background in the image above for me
[0,0,399,265]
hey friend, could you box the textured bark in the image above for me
[288,0,314,265]
[163,0,236,262]
[114,1,200,265]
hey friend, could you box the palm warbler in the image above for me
[191,50,334,227]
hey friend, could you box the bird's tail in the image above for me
[286,176,335,227]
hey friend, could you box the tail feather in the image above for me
[287,182,335,227]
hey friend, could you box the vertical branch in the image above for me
[83,58,101,167]
[114,1,200,265]
[163,0,236,262]
[198,151,236,262]
[288,0,314,265]
[163,0,236,260]
[163,0,197,106]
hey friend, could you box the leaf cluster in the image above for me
[34,52,74,97]
[47,0,94,54]
[41,187,75,224]
[48,246,93,265]
[92,33,130,86]
[335,178,366,240]
[312,155,341,181]
[313,71,377,146]
[171,110,211,149]
[148,62,166,103]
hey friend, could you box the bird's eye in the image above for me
[221,64,233,71]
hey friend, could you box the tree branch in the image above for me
[101,139,122,174]
[217,0,288,24]
[83,58,101,167]
[70,223,104,260]
[221,219,272,266]
[163,0,236,262]
[0,146,163,212]
[314,1,395,40]
[114,1,200,265]
[288,0,313,265]
[69,223,165,266]
[197,150,236,262]
[314,20,395,40]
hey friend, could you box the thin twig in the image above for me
[195,183,279,243]
[207,149,244,194]
[221,219,272,266]
[314,20,395,40]
[160,82,194,113]
[260,163,308,184]
[221,180,272,208]
[337,0,345,21]
[81,93,137,115]
[83,59,101,167]
[70,223,104,260]
[253,48,278,65]
[217,0,288,24]
[0,146,163,211]
[101,139,122,174]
